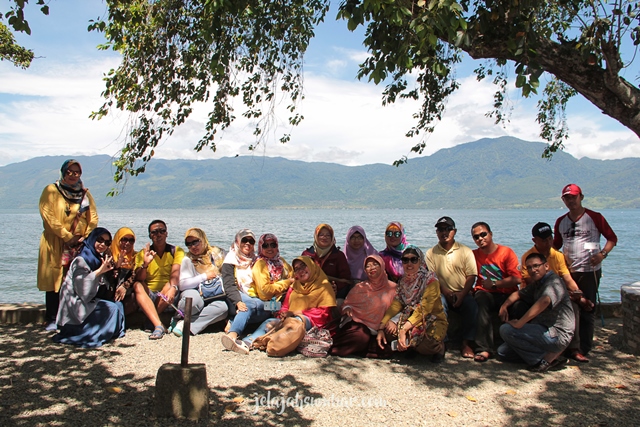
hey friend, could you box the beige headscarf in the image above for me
[288,256,336,312]
[184,228,223,275]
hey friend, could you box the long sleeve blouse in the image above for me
[56,257,103,326]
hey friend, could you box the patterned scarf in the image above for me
[379,221,408,278]
[55,159,85,203]
[395,246,435,312]
[223,229,256,293]
[185,227,222,275]
[257,233,284,281]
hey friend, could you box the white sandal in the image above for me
[221,334,249,355]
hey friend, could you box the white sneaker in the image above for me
[44,322,57,332]
[172,320,184,337]
[221,334,249,355]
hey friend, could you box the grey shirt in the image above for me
[518,271,575,347]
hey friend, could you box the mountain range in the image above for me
[1,136,638,209]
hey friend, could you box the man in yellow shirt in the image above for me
[133,220,185,340]
[521,222,588,363]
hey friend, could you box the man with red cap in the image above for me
[553,184,617,360]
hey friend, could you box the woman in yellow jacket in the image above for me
[38,159,99,330]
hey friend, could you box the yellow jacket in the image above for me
[37,184,99,292]
[248,258,293,301]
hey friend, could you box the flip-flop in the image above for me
[461,345,474,358]
[474,352,491,362]
[149,325,165,340]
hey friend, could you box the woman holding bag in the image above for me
[173,228,228,336]
[37,159,99,331]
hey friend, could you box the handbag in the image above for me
[199,276,225,304]
[297,326,333,358]
[251,316,306,357]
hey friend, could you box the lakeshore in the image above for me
[1,317,638,426]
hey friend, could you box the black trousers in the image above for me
[571,269,601,355]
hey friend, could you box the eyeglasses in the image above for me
[185,239,201,248]
[525,263,545,272]
[261,242,278,249]
[386,231,402,238]
[473,231,488,240]
[436,226,454,233]
[120,237,135,244]
[293,265,308,274]
[96,237,112,246]
[318,233,332,239]
[65,170,81,177]
[401,256,420,264]
[241,237,255,245]
[350,234,364,241]
[150,228,167,235]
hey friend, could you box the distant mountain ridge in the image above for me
[1,136,638,209]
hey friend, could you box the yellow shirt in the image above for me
[425,242,477,292]
[521,246,570,288]
[248,258,293,300]
[135,245,185,292]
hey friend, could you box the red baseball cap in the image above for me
[562,184,582,197]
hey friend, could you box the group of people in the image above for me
[37,160,617,372]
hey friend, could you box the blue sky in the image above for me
[1,0,638,167]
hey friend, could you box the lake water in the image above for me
[1,208,635,304]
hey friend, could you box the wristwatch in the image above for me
[600,250,608,259]
[490,281,497,291]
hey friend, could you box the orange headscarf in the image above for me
[111,227,136,269]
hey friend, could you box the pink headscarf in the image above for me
[257,233,284,281]
[342,254,396,330]
[342,225,378,282]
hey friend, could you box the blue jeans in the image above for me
[441,293,478,342]
[498,323,567,366]
[229,293,272,336]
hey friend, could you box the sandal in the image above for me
[474,352,491,363]
[221,334,250,355]
[149,325,165,340]
[570,350,589,363]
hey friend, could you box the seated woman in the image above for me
[248,233,293,301]
[53,227,125,348]
[376,246,447,362]
[302,223,352,301]
[379,222,409,282]
[220,229,271,354]
[331,254,396,357]
[246,256,337,349]
[342,225,378,284]
[107,227,138,314]
[173,228,229,336]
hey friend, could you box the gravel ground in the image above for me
[1,318,638,427]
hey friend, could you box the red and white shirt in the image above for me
[553,209,617,272]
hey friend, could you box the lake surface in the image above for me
[2,208,635,304]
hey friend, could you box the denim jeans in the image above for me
[441,293,478,342]
[229,293,272,335]
[498,323,567,366]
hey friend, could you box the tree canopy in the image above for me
[3,0,640,185]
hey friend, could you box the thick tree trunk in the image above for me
[464,37,640,138]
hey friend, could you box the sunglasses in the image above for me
[473,231,488,240]
[65,170,81,177]
[241,237,255,245]
[261,242,278,249]
[150,228,167,235]
[293,265,308,274]
[401,256,420,264]
[185,239,201,248]
[386,231,402,238]
[120,237,135,244]
[96,237,112,246]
